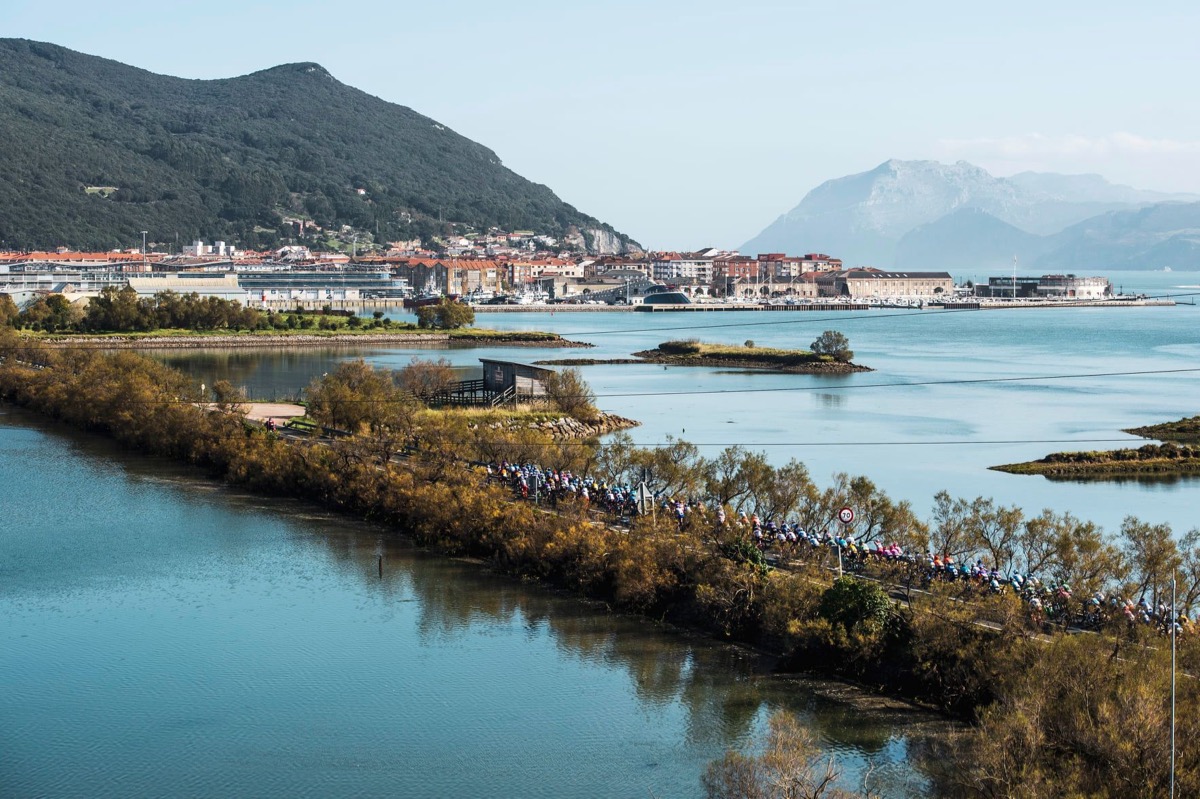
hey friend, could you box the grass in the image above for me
[651,339,831,365]
[420,405,564,425]
[992,443,1200,476]
[1125,415,1200,445]
[283,417,319,433]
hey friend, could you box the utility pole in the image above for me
[1171,577,1177,799]
[141,231,148,271]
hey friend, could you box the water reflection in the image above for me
[816,392,846,409]
[312,497,950,771]
[2,407,950,798]
[1047,473,1200,487]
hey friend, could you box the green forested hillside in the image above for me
[0,39,631,251]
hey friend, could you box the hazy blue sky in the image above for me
[6,0,1200,248]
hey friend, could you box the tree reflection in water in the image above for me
[312,519,953,793]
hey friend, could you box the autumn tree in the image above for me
[543,367,597,420]
[306,359,415,441]
[210,379,248,416]
[0,293,19,327]
[396,356,458,400]
[1121,516,1181,607]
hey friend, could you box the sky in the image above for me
[6,0,1200,249]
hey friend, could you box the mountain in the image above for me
[1006,171,1194,205]
[0,39,637,252]
[1037,202,1200,272]
[893,208,1045,272]
[743,159,1198,269]
[742,160,1010,267]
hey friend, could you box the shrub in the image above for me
[817,577,891,633]
[415,299,476,329]
[397,356,458,399]
[810,330,853,362]
[658,339,702,355]
[543,367,598,420]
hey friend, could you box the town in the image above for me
[0,234,1135,310]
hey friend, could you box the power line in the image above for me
[358,437,1170,449]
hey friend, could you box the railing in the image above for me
[490,385,516,407]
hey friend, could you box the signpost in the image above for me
[635,482,655,517]
[836,507,854,577]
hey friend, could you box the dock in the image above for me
[635,302,871,312]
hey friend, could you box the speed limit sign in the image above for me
[837,506,855,525]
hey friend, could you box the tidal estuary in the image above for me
[4,269,1196,797]
[0,409,946,798]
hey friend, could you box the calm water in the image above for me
[159,270,1200,535]
[0,409,946,798]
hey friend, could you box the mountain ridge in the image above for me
[744,159,1200,270]
[0,38,637,253]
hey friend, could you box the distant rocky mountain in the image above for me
[1037,202,1200,272]
[1006,171,1193,205]
[893,208,1045,273]
[0,39,638,253]
[744,159,1200,271]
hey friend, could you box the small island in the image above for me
[536,331,870,374]
[992,413,1200,479]
[1124,415,1200,445]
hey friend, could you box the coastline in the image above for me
[535,345,870,374]
[992,414,1200,479]
[991,442,1200,479]
[628,350,870,372]
[28,331,591,349]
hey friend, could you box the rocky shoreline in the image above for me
[469,411,639,439]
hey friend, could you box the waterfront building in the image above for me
[127,273,251,303]
[237,270,407,301]
[819,270,954,298]
[0,266,132,307]
[480,358,553,397]
[651,252,716,284]
[979,274,1113,299]
[589,256,653,279]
